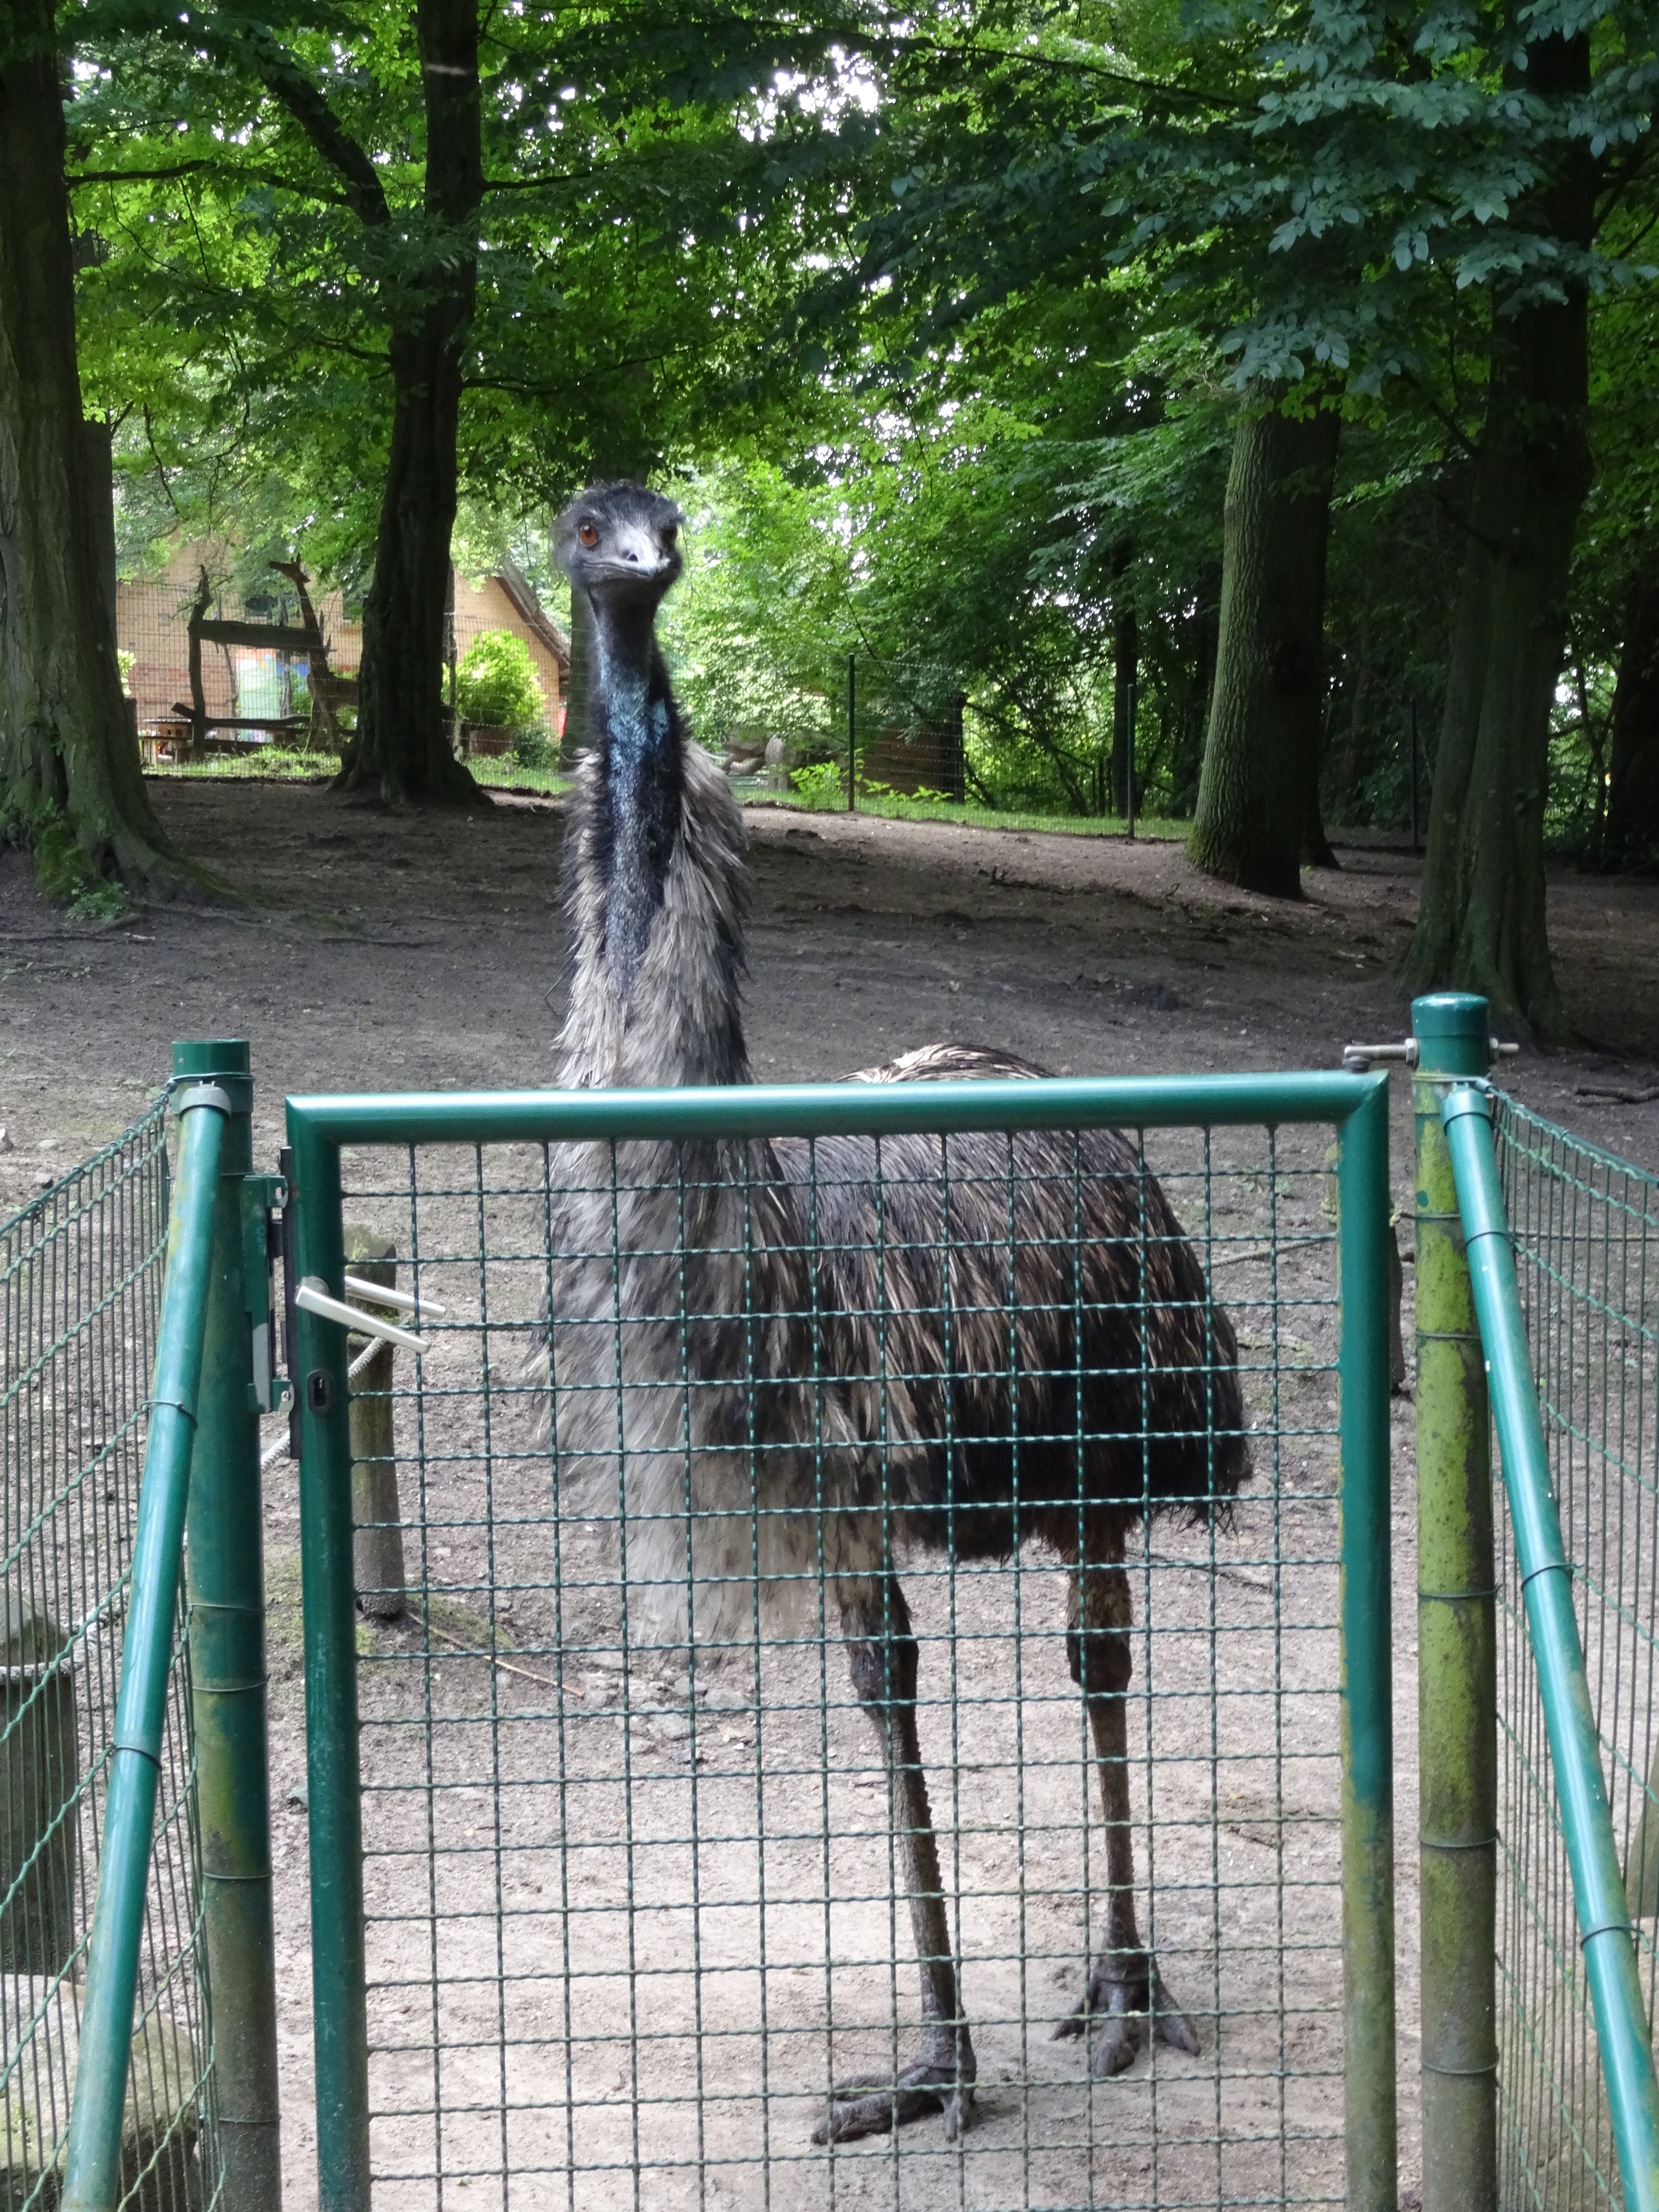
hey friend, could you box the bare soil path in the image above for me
[5,782,1656,1194]
[5,777,1657,2210]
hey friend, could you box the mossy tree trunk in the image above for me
[1170,567,1220,815]
[1187,400,1341,897]
[335,0,485,807]
[1605,569,1659,865]
[1304,680,1339,870]
[1403,34,1595,1039]
[1110,541,1137,816]
[0,0,195,902]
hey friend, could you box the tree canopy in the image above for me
[2,0,1656,1027]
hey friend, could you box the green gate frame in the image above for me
[285,1067,1397,2212]
[58,1041,283,2212]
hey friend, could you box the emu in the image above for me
[542,482,1251,2146]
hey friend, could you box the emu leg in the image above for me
[1054,1556,1202,2077]
[813,1574,976,2145]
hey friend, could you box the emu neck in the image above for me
[592,592,678,1003]
[558,586,750,1093]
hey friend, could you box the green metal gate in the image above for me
[285,1069,1397,2212]
[1487,1083,1659,2210]
[41,1014,1659,2212]
[0,1087,213,2209]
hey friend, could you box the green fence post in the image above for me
[1413,991,1498,2212]
[1339,1071,1399,2212]
[175,1039,282,2212]
[61,1077,229,2212]
[287,1106,372,2212]
[1441,1083,1659,2212]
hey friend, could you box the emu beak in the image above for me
[607,525,675,581]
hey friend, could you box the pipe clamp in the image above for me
[173,1083,232,1118]
[1519,1559,1572,1592]
[1581,1918,1636,1947]
[1440,1084,1493,1126]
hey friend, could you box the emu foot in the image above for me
[812,2026,977,2145]
[1052,1952,1202,2078]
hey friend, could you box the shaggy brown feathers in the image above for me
[538,480,1252,2125]
[542,582,1248,1632]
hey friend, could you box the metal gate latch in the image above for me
[242,1173,290,1416]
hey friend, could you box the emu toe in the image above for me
[1053,1955,1202,2077]
[812,2030,977,2145]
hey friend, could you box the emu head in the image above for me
[555,483,684,616]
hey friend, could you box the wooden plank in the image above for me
[192,618,319,653]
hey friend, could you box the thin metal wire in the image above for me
[1491,1093,1659,2212]
[0,1103,219,2210]
[335,1117,1348,2211]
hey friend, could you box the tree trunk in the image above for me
[335,0,485,808]
[1325,609,1374,825]
[1172,569,1220,815]
[1304,680,1340,867]
[0,0,195,900]
[1111,544,1138,816]
[1113,604,1138,818]
[1403,34,1595,1040]
[1605,570,1659,865]
[1187,401,1341,896]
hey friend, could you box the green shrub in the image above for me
[455,631,543,728]
[790,760,846,807]
[513,723,556,769]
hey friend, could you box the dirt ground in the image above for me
[6,777,1659,2212]
[4,777,1658,1182]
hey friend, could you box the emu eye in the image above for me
[577,520,599,548]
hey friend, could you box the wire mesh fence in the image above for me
[293,1086,1390,2212]
[116,573,360,743]
[685,648,1147,835]
[1491,1096,1659,2212]
[0,1102,215,2210]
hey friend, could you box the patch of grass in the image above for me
[147,748,334,785]
[144,742,1195,838]
[266,1551,376,1657]
[469,759,571,798]
[765,788,1191,841]
[30,807,137,922]
[266,1551,518,1662]
[145,747,573,801]
[410,1592,518,1649]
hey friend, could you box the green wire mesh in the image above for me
[0,1103,217,2211]
[1491,1094,1659,2212]
[330,1118,1353,2212]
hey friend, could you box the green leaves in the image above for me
[73,0,882,573]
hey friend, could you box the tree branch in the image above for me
[69,161,214,186]
[71,157,349,206]
[888,32,1243,111]
[482,162,621,192]
[242,34,391,227]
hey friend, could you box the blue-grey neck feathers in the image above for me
[553,482,749,1089]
